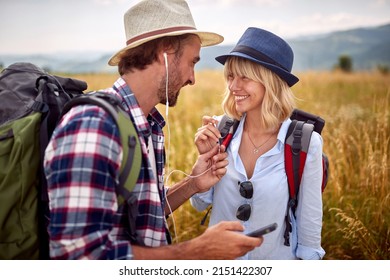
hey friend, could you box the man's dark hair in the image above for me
[118,34,194,75]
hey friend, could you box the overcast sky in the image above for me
[1,0,389,55]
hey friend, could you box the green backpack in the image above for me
[0,62,141,259]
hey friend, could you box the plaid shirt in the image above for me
[44,77,168,259]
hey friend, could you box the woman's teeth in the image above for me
[235,95,249,101]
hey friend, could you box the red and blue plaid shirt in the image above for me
[44,77,168,259]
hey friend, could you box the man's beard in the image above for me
[157,68,182,107]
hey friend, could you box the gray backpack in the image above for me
[0,63,141,259]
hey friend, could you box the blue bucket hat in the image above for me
[215,27,299,87]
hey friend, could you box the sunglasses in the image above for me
[236,181,253,221]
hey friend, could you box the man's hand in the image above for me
[132,221,263,260]
[189,221,263,259]
[190,144,228,193]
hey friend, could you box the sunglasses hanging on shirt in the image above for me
[236,181,253,221]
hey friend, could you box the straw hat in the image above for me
[108,0,224,66]
[216,27,299,87]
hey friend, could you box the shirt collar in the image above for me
[278,118,292,145]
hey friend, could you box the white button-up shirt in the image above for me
[191,115,326,260]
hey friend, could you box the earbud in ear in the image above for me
[163,52,168,69]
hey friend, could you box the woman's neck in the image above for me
[243,112,279,136]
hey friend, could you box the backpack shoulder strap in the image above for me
[60,92,143,245]
[283,117,315,246]
[217,114,240,149]
[61,92,142,201]
[284,120,314,200]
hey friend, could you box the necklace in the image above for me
[246,130,274,154]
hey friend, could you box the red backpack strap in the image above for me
[283,119,314,246]
[218,115,240,149]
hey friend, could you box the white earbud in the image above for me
[163,52,168,69]
[163,52,169,116]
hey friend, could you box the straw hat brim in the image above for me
[108,30,223,66]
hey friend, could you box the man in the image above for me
[44,0,262,259]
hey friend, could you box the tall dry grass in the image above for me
[74,70,390,260]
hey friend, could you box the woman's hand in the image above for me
[195,115,222,154]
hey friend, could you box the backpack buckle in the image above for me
[31,100,49,113]
[288,198,296,208]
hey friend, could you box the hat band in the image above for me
[232,45,289,71]
[126,26,197,46]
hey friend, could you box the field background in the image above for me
[73,70,389,260]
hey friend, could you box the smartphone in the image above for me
[246,223,278,238]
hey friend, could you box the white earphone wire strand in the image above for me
[162,52,213,243]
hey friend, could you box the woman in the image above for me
[191,27,325,260]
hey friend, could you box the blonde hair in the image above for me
[222,57,296,130]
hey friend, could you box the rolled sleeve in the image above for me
[190,188,214,212]
[296,244,326,260]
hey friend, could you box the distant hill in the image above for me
[200,23,390,72]
[1,23,389,73]
[288,23,390,71]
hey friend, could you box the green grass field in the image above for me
[74,70,390,260]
